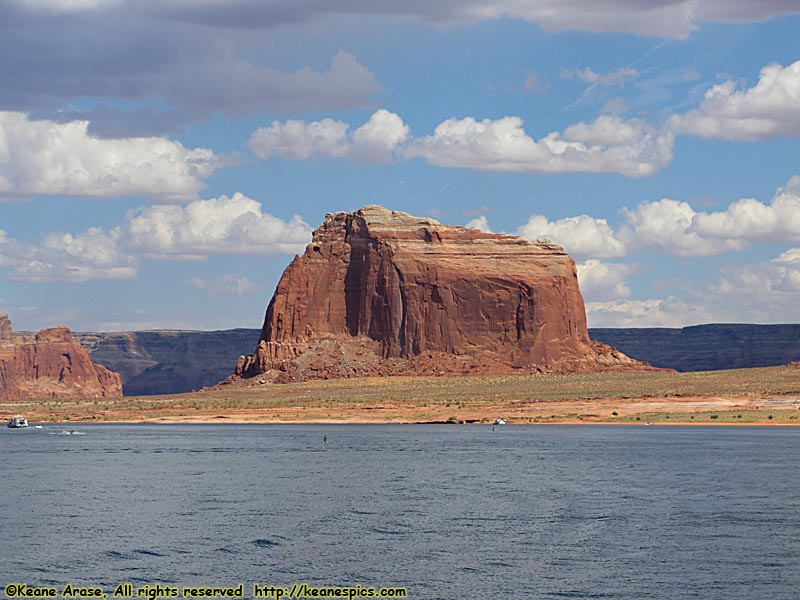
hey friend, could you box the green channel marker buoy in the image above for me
[323,435,328,444]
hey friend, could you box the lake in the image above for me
[1,424,798,599]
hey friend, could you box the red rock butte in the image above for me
[237,205,647,382]
[0,313,122,400]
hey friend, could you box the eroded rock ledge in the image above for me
[0,313,122,400]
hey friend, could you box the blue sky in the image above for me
[1,1,800,331]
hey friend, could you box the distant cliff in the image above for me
[72,324,800,396]
[75,329,260,396]
[590,324,800,372]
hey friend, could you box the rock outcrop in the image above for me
[0,314,122,400]
[236,206,647,382]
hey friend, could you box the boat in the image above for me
[493,418,507,425]
[7,415,29,428]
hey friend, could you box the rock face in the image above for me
[237,206,645,381]
[591,324,800,372]
[75,329,261,396]
[0,314,122,400]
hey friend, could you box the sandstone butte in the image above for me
[0,313,122,400]
[236,205,651,383]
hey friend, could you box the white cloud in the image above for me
[669,61,800,140]
[249,109,409,164]
[620,198,747,257]
[0,193,312,282]
[0,112,218,201]
[0,227,136,283]
[403,115,674,177]
[512,175,800,261]
[585,298,715,328]
[187,274,263,297]
[586,246,800,327]
[251,112,675,177]
[121,193,312,258]
[576,260,633,302]
[349,110,411,163]
[517,214,627,259]
[561,115,654,146]
[715,248,800,295]
[691,179,800,243]
[465,215,493,233]
[248,118,349,161]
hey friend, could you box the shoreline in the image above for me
[5,394,799,426]
[4,366,799,427]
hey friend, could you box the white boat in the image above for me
[7,415,29,428]
[493,418,507,425]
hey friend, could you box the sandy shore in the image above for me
[5,394,800,426]
[4,366,800,425]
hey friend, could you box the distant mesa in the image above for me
[74,329,261,396]
[235,205,650,383]
[0,313,122,400]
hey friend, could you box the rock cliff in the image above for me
[236,205,645,382]
[0,314,122,400]
[75,329,260,396]
[591,324,800,372]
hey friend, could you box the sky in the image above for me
[1,1,800,332]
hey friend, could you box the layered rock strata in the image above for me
[236,206,647,382]
[0,313,122,400]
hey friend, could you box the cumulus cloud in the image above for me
[465,215,493,233]
[250,112,674,177]
[620,198,748,257]
[560,115,654,146]
[349,110,412,163]
[517,213,627,259]
[669,61,800,140]
[584,297,716,328]
[690,178,800,244]
[586,245,800,327]
[0,112,218,201]
[248,109,409,164]
[512,174,800,260]
[0,227,136,283]
[715,248,800,295]
[249,118,349,161]
[187,274,264,297]
[0,193,311,282]
[122,193,312,257]
[576,259,633,302]
[402,115,674,177]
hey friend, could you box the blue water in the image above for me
[1,425,798,599]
